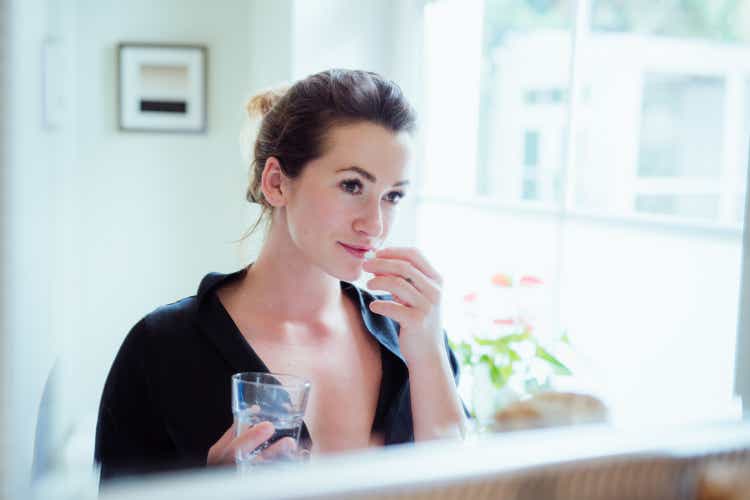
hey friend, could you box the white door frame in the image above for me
[736,137,750,416]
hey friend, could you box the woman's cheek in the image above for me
[382,206,397,232]
[308,190,338,215]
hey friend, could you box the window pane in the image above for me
[566,0,750,424]
[638,75,724,180]
[422,0,749,427]
[573,21,750,223]
[476,0,573,204]
[634,193,720,219]
[523,130,540,166]
[591,0,750,43]
[583,1,750,222]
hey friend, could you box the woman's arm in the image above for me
[95,320,179,481]
[363,247,468,441]
[402,338,468,440]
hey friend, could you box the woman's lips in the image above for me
[338,242,368,259]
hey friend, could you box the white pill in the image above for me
[364,250,376,260]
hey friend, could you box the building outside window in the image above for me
[421,0,750,424]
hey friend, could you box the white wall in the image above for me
[291,0,396,79]
[248,0,293,90]
[2,0,63,496]
[57,0,260,462]
[1,0,287,492]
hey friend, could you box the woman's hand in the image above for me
[362,247,444,359]
[363,247,467,440]
[207,421,297,465]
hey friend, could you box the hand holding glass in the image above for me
[230,372,311,467]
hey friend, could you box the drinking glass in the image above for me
[231,372,311,468]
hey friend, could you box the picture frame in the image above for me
[117,43,207,133]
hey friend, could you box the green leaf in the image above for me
[489,363,504,387]
[535,345,572,375]
[498,332,529,344]
[507,347,521,362]
[474,335,525,359]
[450,340,474,366]
[499,364,514,382]
[560,330,571,345]
[475,337,500,347]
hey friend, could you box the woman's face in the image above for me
[282,121,413,282]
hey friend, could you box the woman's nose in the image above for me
[354,199,384,237]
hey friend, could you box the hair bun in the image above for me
[245,85,290,118]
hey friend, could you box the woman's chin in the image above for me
[330,263,364,283]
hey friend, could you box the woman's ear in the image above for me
[260,157,289,207]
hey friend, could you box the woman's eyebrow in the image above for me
[336,166,410,187]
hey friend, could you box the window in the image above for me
[522,130,540,200]
[473,3,572,207]
[421,0,750,425]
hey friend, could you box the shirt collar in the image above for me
[195,269,405,364]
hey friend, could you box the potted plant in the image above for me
[450,272,573,421]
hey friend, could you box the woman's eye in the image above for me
[340,179,363,194]
[384,191,405,204]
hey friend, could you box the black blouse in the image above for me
[94,269,462,481]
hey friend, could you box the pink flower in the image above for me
[491,273,513,287]
[520,275,543,286]
[493,318,515,325]
[463,292,478,303]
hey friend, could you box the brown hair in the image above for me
[242,69,417,237]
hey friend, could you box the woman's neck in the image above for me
[236,221,344,323]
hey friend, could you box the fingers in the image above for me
[366,274,429,309]
[369,299,416,325]
[207,422,239,465]
[208,421,275,465]
[373,247,442,284]
[362,258,440,304]
[212,422,237,455]
[258,437,297,463]
[230,421,275,464]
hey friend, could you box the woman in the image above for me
[94,69,467,481]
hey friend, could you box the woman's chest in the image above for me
[246,320,384,454]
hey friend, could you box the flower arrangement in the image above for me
[449,272,572,418]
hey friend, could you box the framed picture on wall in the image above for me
[117,43,207,133]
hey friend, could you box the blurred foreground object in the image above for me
[493,391,609,431]
[697,462,750,500]
[93,421,750,500]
